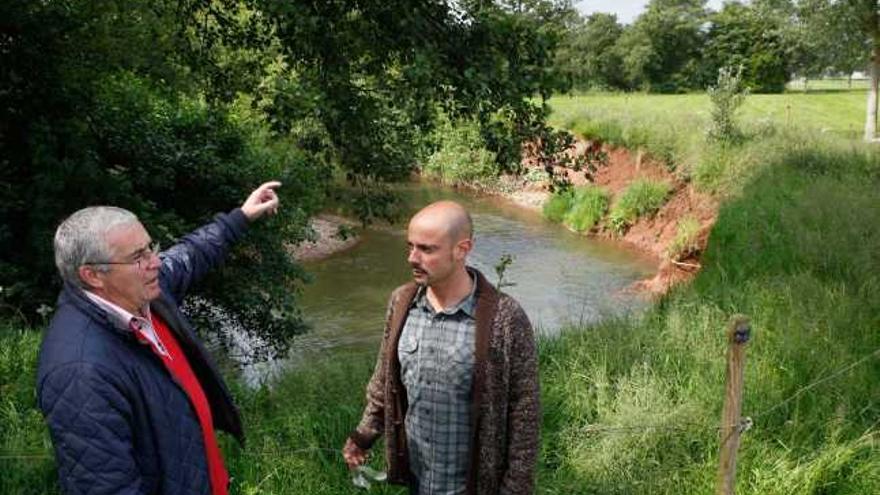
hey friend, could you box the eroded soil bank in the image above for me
[503,139,718,294]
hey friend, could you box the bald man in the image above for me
[343,201,540,495]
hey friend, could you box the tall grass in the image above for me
[537,107,880,493]
[0,326,57,495]
[563,186,610,233]
[542,189,574,223]
[608,179,671,234]
[667,216,701,260]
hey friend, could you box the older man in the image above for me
[343,201,541,495]
[37,181,281,495]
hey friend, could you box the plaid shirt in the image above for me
[398,276,477,495]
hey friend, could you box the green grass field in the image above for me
[546,90,872,196]
[2,90,879,494]
[548,91,867,140]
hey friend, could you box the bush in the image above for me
[608,179,671,234]
[424,115,499,186]
[543,190,575,223]
[707,66,748,143]
[563,187,611,233]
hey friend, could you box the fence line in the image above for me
[752,346,880,420]
[3,345,877,462]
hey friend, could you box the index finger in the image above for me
[256,180,282,192]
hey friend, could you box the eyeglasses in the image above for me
[85,242,160,271]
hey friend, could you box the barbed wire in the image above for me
[752,346,880,420]
[3,346,877,462]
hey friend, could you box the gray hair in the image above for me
[54,206,140,287]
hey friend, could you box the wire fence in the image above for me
[786,77,871,91]
[3,344,878,462]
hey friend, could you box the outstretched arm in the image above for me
[159,180,281,302]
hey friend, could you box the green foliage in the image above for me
[614,0,708,92]
[0,0,566,349]
[554,13,625,91]
[259,0,568,190]
[667,216,701,260]
[608,179,671,234]
[0,325,57,494]
[424,116,499,186]
[553,0,867,95]
[701,2,789,93]
[562,187,611,233]
[791,0,870,80]
[543,190,575,223]
[707,66,749,143]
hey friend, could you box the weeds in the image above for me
[608,179,671,234]
[667,216,701,260]
[563,187,610,233]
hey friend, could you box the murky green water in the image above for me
[243,183,656,384]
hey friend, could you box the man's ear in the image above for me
[77,265,103,290]
[455,238,473,260]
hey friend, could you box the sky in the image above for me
[575,0,726,24]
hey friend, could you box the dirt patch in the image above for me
[501,139,718,295]
[286,214,360,262]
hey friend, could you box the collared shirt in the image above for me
[83,291,169,357]
[398,272,477,495]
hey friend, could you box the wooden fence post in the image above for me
[717,316,751,495]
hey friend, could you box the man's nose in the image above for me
[407,248,418,265]
[145,252,161,271]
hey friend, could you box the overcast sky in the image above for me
[575,0,727,24]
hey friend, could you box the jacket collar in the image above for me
[58,283,129,337]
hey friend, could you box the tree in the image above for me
[790,0,867,92]
[0,0,571,352]
[839,1,880,141]
[702,1,790,93]
[614,0,709,92]
[0,0,322,351]
[555,13,625,90]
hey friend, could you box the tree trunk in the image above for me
[865,44,879,142]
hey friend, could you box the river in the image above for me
[240,183,657,385]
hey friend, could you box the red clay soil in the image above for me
[510,139,718,295]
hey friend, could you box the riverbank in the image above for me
[286,213,361,262]
[491,138,717,295]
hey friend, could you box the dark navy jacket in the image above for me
[37,209,249,495]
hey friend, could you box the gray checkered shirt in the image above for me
[398,274,477,495]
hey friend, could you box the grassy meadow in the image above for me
[3,89,879,494]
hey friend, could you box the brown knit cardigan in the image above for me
[349,269,540,495]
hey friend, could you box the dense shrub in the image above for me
[424,116,499,186]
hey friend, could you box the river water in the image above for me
[241,183,656,385]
